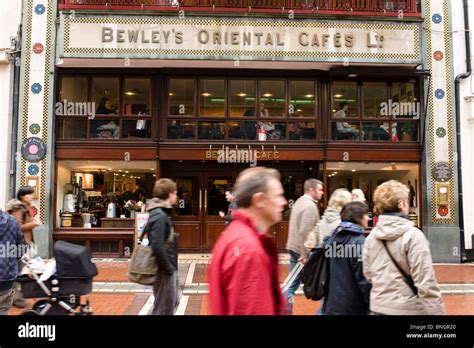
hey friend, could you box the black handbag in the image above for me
[302,243,329,301]
[382,240,418,296]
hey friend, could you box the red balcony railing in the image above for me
[60,0,421,15]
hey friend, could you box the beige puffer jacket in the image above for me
[363,215,445,315]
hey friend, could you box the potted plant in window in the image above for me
[400,123,415,141]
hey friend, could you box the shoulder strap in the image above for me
[382,240,418,296]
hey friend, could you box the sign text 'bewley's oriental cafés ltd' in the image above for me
[61,16,420,63]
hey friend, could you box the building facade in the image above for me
[15,0,467,262]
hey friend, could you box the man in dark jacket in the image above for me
[146,178,178,315]
[322,202,371,315]
[0,210,27,315]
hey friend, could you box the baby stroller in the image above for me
[17,241,97,315]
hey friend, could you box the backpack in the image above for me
[302,244,329,301]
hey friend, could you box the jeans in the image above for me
[0,282,14,315]
[151,270,179,315]
[285,251,303,315]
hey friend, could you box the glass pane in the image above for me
[289,121,316,140]
[176,177,199,215]
[167,120,195,139]
[122,120,151,139]
[257,121,286,141]
[289,81,315,117]
[332,81,358,118]
[227,121,257,140]
[92,77,119,115]
[391,82,420,119]
[123,78,151,116]
[198,121,225,140]
[393,122,418,142]
[362,122,391,141]
[90,119,120,139]
[331,121,360,140]
[230,80,256,117]
[59,77,88,104]
[200,79,225,117]
[58,118,87,138]
[363,82,388,118]
[169,79,195,116]
[260,80,285,117]
[207,177,232,216]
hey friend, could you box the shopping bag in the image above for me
[127,242,158,285]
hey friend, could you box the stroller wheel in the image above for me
[32,300,49,313]
[21,309,40,316]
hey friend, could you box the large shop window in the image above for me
[325,162,421,227]
[166,78,318,141]
[57,76,152,140]
[56,160,156,229]
[331,80,420,142]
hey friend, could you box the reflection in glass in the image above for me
[332,81,357,118]
[227,121,257,140]
[198,121,225,140]
[260,80,285,117]
[167,120,195,139]
[58,118,87,138]
[289,81,315,117]
[230,80,256,117]
[123,78,151,115]
[122,120,151,139]
[363,82,388,118]
[257,121,286,140]
[59,77,88,104]
[200,79,225,117]
[391,82,419,119]
[207,177,232,216]
[169,79,195,116]
[92,78,119,115]
[289,120,316,140]
[176,177,198,215]
[362,122,390,141]
[393,123,418,142]
[331,121,361,140]
[91,119,120,139]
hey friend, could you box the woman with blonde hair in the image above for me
[362,180,445,315]
[318,188,353,242]
[351,188,366,203]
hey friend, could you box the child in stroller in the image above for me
[17,241,97,315]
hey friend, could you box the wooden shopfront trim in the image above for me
[56,146,157,160]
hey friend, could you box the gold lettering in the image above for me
[206,151,211,159]
[198,30,209,44]
[299,32,309,46]
[255,151,261,159]
[274,151,279,159]
[163,30,170,44]
[243,32,251,45]
[334,33,342,47]
[231,32,239,45]
[322,34,330,47]
[102,27,113,43]
[213,31,221,45]
[265,33,274,46]
[141,30,149,43]
[311,34,320,47]
[255,33,263,45]
[262,151,267,159]
[276,33,285,46]
[117,29,125,43]
[175,31,183,44]
[345,34,353,47]
[367,33,378,48]
[151,30,160,44]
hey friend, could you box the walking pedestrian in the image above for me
[0,209,26,315]
[147,178,179,315]
[363,180,445,315]
[208,167,287,315]
[321,202,371,315]
[285,179,323,314]
[351,188,366,203]
[218,188,237,226]
[318,188,353,242]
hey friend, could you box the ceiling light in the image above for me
[334,94,343,98]
[169,93,174,96]
[118,169,122,172]
[348,74,358,78]
[238,93,247,97]
[125,91,134,96]
[149,168,154,171]
[351,169,356,172]
[304,94,314,98]
[202,93,211,97]
[125,171,129,173]
[263,93,273,97]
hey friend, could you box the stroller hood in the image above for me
[54,241,98,278]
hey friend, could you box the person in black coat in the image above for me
[322,201,372,315]
[145,178,178,315]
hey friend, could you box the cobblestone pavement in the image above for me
[8,256,474,315]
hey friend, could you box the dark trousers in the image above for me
[151,270,178,315]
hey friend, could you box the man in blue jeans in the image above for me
[285,179,323,315]
[0,209,26,315]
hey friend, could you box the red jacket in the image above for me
[208,210,286,315]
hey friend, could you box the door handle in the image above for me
[199,189,202,212]
[204,190,207,211]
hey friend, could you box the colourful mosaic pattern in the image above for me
[29,123,40,135]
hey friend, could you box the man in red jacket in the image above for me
[208,167,287,315]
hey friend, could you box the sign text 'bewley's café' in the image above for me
[62,17,419,61]
[102,27,381,48]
